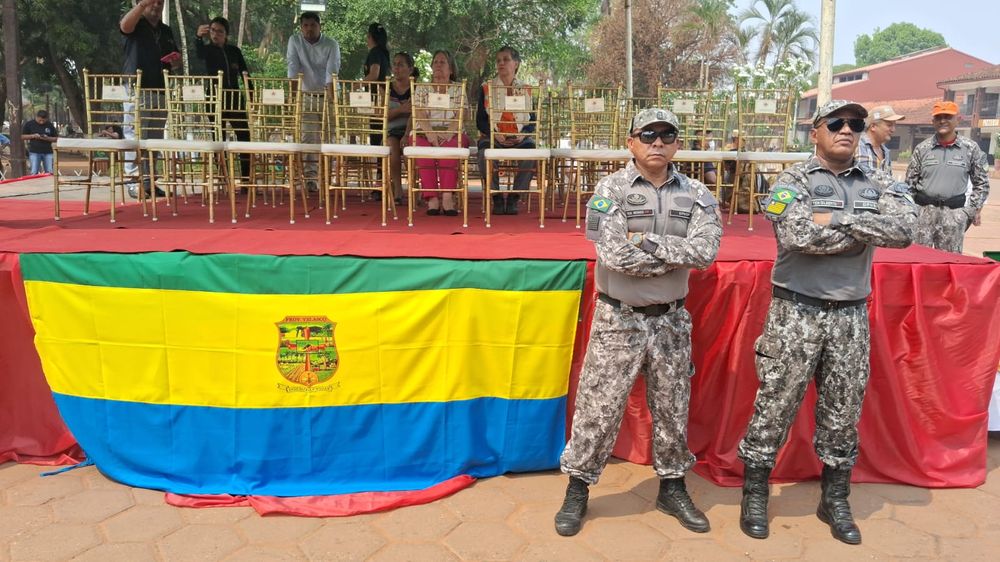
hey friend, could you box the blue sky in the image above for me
[734,0,1000,66]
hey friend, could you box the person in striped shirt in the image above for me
[856,105,904,176]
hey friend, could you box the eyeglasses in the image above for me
[822,117,866,133]
[633,129,679,145]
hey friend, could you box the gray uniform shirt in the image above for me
[586,161,722,307]
[905,135,990,216]
[764,156,917,301]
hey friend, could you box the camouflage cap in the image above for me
[812,99,868,125]
[631,108,680,132]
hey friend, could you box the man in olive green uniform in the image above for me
[555,108,722,537]
[737,100,917,545]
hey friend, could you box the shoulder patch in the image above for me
[695,188,718,208]
[764,185,799,218]
[587,195,615,214]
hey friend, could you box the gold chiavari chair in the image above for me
[320,77,394,226]
[220,86,252,188]
[551,83,630,228]
[482,83,550,228]
[658,86,730,200]
[226,74,309,224]
[402,79,471,227]
[141,71,230,222]
[53,70,142,223]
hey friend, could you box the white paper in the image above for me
[103,84,127,101]
[182,86,205,102]
[584,98,605,113]
[262,89,285,105]
[349,92,373,108]
[754,99,778,114]
[429,93,451,109]
[672,99,697,114]
[504,95,526,111]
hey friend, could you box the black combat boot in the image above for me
[656,477,710,532]
[817,465,862,545]
[505,194,520,215]
[554,477,589,536]
[491,194,507,215]
[740,465,771,539]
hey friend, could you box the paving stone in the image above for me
[799,537,887,560]
[637,508,717,541]
[237,514,322,544]
[860,518,937,558]
[0,505,53,543]
[222,544,306,561]
[0,464,44,491]
[598,460,635,489]
[440,484,517,520]
[77,467,126,491]
[71,542,157,562]
[157,524,245,562]
[444,521,526,560]
[102,505,184,542]
[718,519,805,559]
[846,485,895,519]
[513,539,605,562]
[130,486,167,506]
[8,523,100,561]
[657,539,746,561]
[3,472,84,506]
[497,470,568,503]
[927,488,1000,530]
[509,502,561,537]
[373,503,459,541]
[893,503,978,537]
[582,519,669,560]
[51,488,134,523]
[864,482,934,505]
[180,505,255,524]
[587,488,650,520]
[300,521,386,561]
[939,534,1000,561]
[367,542,459,562]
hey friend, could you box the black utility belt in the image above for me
[772,286,867,310]
[913,191,965,209]
[598,293,685,315]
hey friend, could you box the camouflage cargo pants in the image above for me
[560,300,696,484]
[737,297,870,470]
[913,205,970,254]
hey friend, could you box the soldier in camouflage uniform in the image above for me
[905,100,990,254]
[554,108,722,537]
[736,100,917,545]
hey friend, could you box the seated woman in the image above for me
[411,50,468,216]
[386,52,416,206]
[476,45,536,216]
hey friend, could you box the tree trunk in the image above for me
[222,0,229,19]
[237,0,247,48]
[2,0,26,177]
[48,46,86,133]
[173,0,190,74]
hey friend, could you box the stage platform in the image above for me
[2,194,999,514]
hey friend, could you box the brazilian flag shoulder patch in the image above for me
[587,195,615,214]
[764,186,798,218]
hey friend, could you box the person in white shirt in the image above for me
[286,12,340,190]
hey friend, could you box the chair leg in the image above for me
[539,159,547,229]
[323,155,331,225]
[53,151,61,221]
[462,159,469,228]
[407,158,414,227]
[485,160,493,228]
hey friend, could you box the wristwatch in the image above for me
[629,232,644,246]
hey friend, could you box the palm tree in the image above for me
[738,0,816,66]
[735,26,759,65]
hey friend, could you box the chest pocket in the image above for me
[809,182,844,212]
[664,195,694,237]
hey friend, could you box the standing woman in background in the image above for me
[363,23,390,82]
[386,52,417,205]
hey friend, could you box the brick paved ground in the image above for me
[3,171,999,561]
[1,435,998,561]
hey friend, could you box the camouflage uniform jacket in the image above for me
[905,135,990,219]
[586,161,722,307]
[762,155,916,301]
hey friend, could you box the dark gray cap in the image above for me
[812,99,868,125]
[631,108,680,132]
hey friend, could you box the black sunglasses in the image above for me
[822,117,866,133]
[633,129,679,144]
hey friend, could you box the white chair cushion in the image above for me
[141,139,226,152]
[402,146,470,158]
[320,143,391,157]
[483,148,551,160]
[56,138,138,151]
[225,141,304,154]
[673,150,738,160]
[553,148,631,160]
[737,151,810,163]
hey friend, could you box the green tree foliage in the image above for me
[854,22,947,66]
